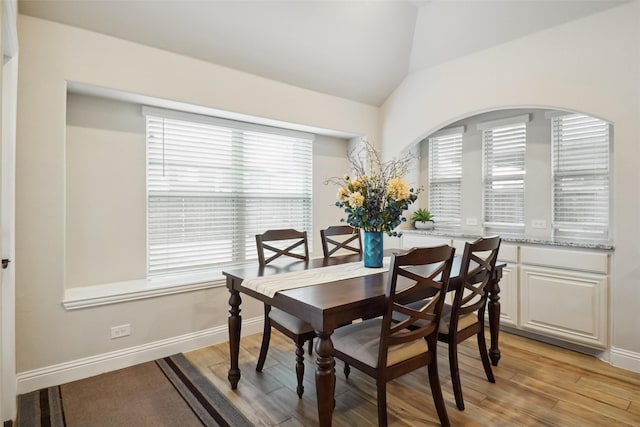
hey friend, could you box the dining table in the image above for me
[223,250,504,426]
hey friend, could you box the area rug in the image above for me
[15,353,254,427]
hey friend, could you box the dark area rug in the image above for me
[15,353,254,427]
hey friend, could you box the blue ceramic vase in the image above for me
[363,231,383,268]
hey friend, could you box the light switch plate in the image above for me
[466,217,478,226]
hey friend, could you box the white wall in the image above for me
[16,15,376,377]
[382,2,640,364]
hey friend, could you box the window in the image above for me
[551,113,610,241]
[428,128,463,228]
[480,115,528,235]
[145,107,313,276]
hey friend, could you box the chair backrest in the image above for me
[379,245,455,367]
[320,225,362,257]
[449,236,501,328]
[255,229,309,266]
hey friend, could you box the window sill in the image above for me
[62,270,227,310]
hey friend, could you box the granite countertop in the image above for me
[401,229,615,251]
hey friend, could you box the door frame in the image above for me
[1,0,19,422]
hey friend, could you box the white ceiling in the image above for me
[18,0,627,106]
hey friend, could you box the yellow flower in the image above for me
[348,191,365,207]
[388,177,410,200]
[337,187,348,200]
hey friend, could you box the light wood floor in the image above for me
[184,330,640,426]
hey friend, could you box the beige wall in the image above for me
[15,1,640,378]
[381,2,640,361]
[16,15,377,373]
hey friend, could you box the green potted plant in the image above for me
[412,208,434,230]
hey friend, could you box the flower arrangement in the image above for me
[327,140,421,236]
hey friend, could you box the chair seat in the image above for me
[438,304,480,334]
[333,319,428,367]
[269,308,315,335]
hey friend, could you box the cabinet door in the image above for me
[497,264,518,327]
[520,265,608,348]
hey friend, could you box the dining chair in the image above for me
[438,235,501,410]
[255,228,315,398]
[320,225,362,257]
[332,245,455,426]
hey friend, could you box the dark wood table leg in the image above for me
[488,268,503,366]
[315,330,335,427]
[228,287,242,389]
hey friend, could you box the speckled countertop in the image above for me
[401,229,615,251]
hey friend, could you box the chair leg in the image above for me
[478,329,495,383]
[307,338,313,355]
[427,356,450,427]
[449,341,465,410]
[295,342,305,398]
[343,362,351,379]
[376,381,388,427]
[256,316,272,372]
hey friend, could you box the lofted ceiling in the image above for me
[18,0,627,106]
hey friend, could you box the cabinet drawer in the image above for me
[521,246,609,274]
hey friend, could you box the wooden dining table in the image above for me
[223,250,504,426]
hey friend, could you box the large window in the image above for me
[481,115,528,235]
[551,113,610,241]
[145,107,313,276]
[428,128,463,229]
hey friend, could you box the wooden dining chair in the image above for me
[332,245,455,426]
[438,235,501,410]
[320,225,362,257]
[255,228,315,398]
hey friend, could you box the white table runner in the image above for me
[242,257,391,298]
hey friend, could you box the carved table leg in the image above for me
[228,288,242,389]
[488,269,502,366]
[315,330,335,427]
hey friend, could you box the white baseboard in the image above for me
[610,346,640,373]
[16,316,263,394]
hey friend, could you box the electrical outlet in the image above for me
[111,324,131,339]
[532,219,547,229]
[466,217,478,226]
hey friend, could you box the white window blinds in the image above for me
[145,108,313,276]
[552,114,610,241]
[482,121,526,234]
[428,131,462,228]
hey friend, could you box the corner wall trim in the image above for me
[16,316,263,394]
[610,347,640,373]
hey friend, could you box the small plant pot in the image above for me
[414,220,434,230]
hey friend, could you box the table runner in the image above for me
[242,257,391,298]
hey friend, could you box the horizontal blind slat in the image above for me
[483,122,526,232]
[429,132,462,228]
[146,114,313,275]
[552,114,610,241]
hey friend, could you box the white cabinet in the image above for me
[401,233,611,349]
[496,244,519,328]
[520,247,609,348]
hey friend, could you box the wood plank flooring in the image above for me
[184,330,640,426]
